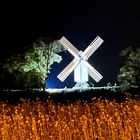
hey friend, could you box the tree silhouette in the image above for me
[118,46,140,91]
[4,38,64,90]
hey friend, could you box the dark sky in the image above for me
[1,1,140,88]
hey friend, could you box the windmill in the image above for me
[57,36,104,88]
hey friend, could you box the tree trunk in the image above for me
[42,81,46,91]
[42,77,48,91]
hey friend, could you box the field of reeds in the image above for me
[0,90,140,140]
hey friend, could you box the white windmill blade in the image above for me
[57,59,79,82]
[83,36,104,59]
[59,36,79,58]
[83,60,103,82]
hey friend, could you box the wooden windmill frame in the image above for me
[57,36,104,88]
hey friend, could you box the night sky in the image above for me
[1,1,140,88]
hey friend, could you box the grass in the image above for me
[0,91,140,140]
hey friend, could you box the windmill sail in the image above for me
[83,36,104,59]
[83,60,102,82]
[57,59,79,82]
[59,36,79,58]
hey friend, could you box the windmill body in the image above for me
[74,58,88,83]
[57,36,104,88]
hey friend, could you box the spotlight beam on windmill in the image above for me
[57,36,104,88]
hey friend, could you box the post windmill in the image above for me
[57,36,104,88]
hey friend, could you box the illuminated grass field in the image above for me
[0,91,140,140]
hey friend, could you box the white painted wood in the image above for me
[57,59,79,81]
[83,36,104,59]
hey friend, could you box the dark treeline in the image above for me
[0,88,139,105]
